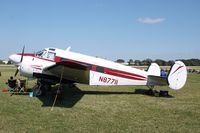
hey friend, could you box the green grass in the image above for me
[0,65,200,133]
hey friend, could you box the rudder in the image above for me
[168,61,187,90]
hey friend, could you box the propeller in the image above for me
[14,68,19,77]
[14,46,25,77]
[20,45,25,62]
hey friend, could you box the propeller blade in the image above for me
[14,46,24,76]
[20,45,25,62]
[14,69,19,77]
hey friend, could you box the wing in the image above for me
[44,61,91,84]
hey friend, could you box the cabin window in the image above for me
[60,58,67,62]
[96,66,104,73]
[47,52,55,60]
[36,50,55,61]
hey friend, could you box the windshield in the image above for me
[36,49,46,57]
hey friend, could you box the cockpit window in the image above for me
[36,50,46,57]
[36,49,55,61]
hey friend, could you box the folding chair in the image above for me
[19,80,26,92]
[7,79,17,92]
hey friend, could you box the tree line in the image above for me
[1,58,200,66]
[116,58,200,66]
[0,60,12,64]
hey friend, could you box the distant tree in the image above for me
[115,58,200,66]
[0,60,5,64]
[116,59,125,63]
[141,58,152,66]
[179,59,200,66]
[146,58,153,66]
[134,60,141,66]
[167,60,175,66]
[155,59,167,66]
[128,59,134,66]
[190,59,200,66]
[7,60,12,64]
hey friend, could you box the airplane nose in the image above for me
[9,54,21,63]
[9,54,15,61]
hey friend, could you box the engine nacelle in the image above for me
[19,64,34,78]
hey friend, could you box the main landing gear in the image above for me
[147,85,170,97]
[32,79,75,97]
[147,85,156,95]
[33,79,51,96]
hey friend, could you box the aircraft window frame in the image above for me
[96,66,104,73]
[36,50,47,57]
[36,50,44,57]
[36,49,55,61]
[46,52,55,61]
[42,51,48,58]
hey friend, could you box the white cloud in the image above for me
[137,17,166,24]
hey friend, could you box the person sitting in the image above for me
[16,79,21,92]
[19,79,26,92]
[7,76,17,91]
[15,79,26,92]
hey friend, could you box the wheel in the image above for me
[33,84,42,96]
[147,85,154,90]
[34,88,42,96]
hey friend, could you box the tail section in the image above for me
[168,61,187,90]
[147,61,187,90]
[147,63,160,76]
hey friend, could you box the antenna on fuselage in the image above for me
[65,46,71,52]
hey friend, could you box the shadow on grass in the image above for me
[36,86,173,108]
[37,85,83,108]
[134,89,174,98]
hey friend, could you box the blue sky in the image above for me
[0,0,199,61]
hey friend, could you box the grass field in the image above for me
[0,65,200,133]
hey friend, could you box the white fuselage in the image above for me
[9,47,148,86]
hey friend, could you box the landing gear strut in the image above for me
[147,85,156,95]
[33,79,51,96]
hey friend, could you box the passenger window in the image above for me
[96,66,104,73]
[42,51,48,58]
[36,50,55,61]
[47,52,55,60]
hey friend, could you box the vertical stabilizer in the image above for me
[168,61,187,90]
[147,63,160,76]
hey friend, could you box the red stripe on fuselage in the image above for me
[61,59,147,81]
[17,53,60,62]
[17,53,35,57]
[104,68,146,80]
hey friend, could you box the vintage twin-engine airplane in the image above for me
[9,46,187,96]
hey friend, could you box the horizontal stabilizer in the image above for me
[147,75,168,86]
